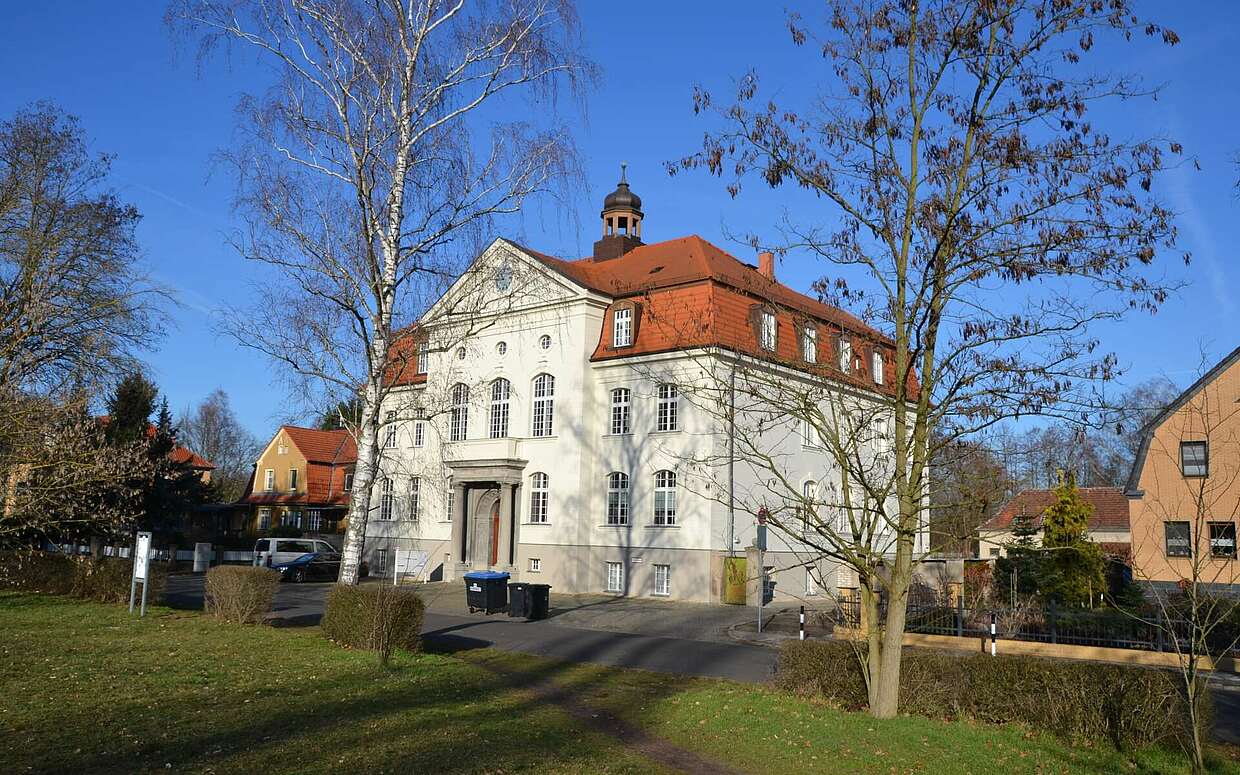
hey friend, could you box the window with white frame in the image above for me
[801,480,817,535]
[489,378,510,438]
[413,421,425,448]
[606,561,624,593]
[872,350,885,385]
[264,469,275,492]
[760,309,777,351]
[1181,441,1208,477]
[531,374,555,437]
[258,508,271,531]
[529,472,549,523]
[308,509,323,532]
[656,383,678,432]
[376,548,388,574]
[838,337,852,373]
[802,325,817,363]
[606,472,630,525]
[449,383,469,441]
[613,307,633,348]
[653,470,677,526]
[539,334,552,350]
[870,415,889,454]
[653,564,670,596]
[455,346,466,361]
[288,468,298,491]
[445,489,454,522]
[344,472,354,491]
[384,410,397,448]
[408,477,420,520]
[800,416,817,448]
[610,388,631,434]
[529,558,542,572]
[379,478,394,520]
[416,342,429,374]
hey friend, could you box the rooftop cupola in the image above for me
[593,163,644,261]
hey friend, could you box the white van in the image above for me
[254,537,338,568]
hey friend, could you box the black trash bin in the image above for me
[526,584,551,620]
[507,582,530,618]
[463,570,510,614]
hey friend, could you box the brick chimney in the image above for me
[758,251,775,280]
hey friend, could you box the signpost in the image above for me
[128,531,152,617]
[756,508,768,633]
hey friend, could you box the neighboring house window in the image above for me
[288,468,298,491]
[379,478,394,521]
[416,342,429,374]
[264,469,275,492]
[989,547,1000,558]
[529,558,541,572]
[759,309,777,351]
[613,307,633,348]
[258,508,271,531]
[539,334,552,350]
[1181,441,1208,477]
[531,374,555,437]
[801,325,817,363]
[653,563,670,596]
[606,472,630,525]
[344,472,354,491]
[872,350,885,385]
[838,337,852,373]
[802,481,817,535]
[450,383,469,441]
[656,383,678,432]
[653,470,677,526]
[606,561,624,593]
[489,378,511,438]
[1209,522,1237,558]
[287,509,302,529]
[413,421,425,448]
[308,509,323,532]
[384,411,397,448]
[1165,521,1191,557]
[409,477,420,521]
[529,472,549,524]
[610,388,631,435]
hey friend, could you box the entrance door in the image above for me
[489,501,500,567]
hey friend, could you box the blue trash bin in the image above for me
[463,570,510,614]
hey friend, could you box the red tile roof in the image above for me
[281,426,356,464]
[983,487,1130,533]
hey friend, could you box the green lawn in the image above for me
[0,593,1235,774]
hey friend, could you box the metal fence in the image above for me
[833,596,1240,657]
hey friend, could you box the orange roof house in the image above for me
[238,426,356,536]
[978,486,1131,560]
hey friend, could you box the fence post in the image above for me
[1155,609,1165,653]
[956,594,964,638]
[990,612,997,657]
[1048,600,1058,645]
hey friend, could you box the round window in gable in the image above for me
[496,341,508,356]
[539,334,552,350]
[456,347,466,361]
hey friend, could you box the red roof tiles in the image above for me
[983,487,1130,533]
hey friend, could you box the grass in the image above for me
[0,592,1235,774]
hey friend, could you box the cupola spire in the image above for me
[593,163,645,261]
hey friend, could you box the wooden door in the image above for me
[489,501,500,567]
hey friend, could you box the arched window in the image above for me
[656,383,678,432]
[610,387,631,435]
[489,378,510,438]
[801,480,817,536]
[654,470,677,526]
[449,383,469,441]
[606,472,629,525]
[531,374,555,437]
[529,472,549,524]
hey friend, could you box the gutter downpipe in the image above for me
[728,357,736,557]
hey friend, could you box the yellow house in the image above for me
[238,426,356,537]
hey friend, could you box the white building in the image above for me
[363,172,927,602]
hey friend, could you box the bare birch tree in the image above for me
[170,0,593,583]
[672,1,1184,718]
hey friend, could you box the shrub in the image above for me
[204,566,280,624]
[775,639,1205,750]
[72,556,167,604]
[0,551,79,595]
[321,584,425,665]
[0,551,166,604]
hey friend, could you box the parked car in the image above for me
[254,538,338,568]
[273,550,341,583]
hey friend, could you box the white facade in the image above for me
[362,238,926,602]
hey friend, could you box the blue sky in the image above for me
[2,2,1237,438]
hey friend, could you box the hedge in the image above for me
[203,566,281,624]
[0,550,167,604]
[775,639,1208,751]
[321,584,425,665]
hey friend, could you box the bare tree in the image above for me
[169,0,593,583]
[178,389,261,502]
[672,1,1183,718]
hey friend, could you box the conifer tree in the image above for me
[1039,471,1106,607]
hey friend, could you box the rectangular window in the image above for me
[529,558,542,573]
[613,308,633,348]
[872,350,885,385]
[376,548,388,574]
[802,326,817,363]
[1181,441,1208,477]
[413,421,425,448]
[344,472,354,491]
[654,470,677,526]
[606,561,624,593]
[800,416,817,448]
[416,343,429,374]
[529,472,549,524]
[308,509,323,532]
[531,375,555,437]
[288,468,298,491]
[446,489,454,523]
[610,388,631,435]
[870,416,889,455]
[1209,522,1237,559]
[379,478,394,521]
[656,384,678,432]
[264,469,275,492]
[384,411,397,448]
[653,564,670,596]
[838,337,852,373]
[606,473,629,525]
[287,509,302,529]
[760,310,777,351]
[258,508,271,531]
[409,477,421,521]
[1165,521,1191,557]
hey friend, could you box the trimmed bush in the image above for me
[321,584,425,665]
[775,639,1205,750]
[0,551,167,604]
[204,566,280,624]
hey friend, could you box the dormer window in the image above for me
[801,325,817,364]
[872,350,885,385]
[613,307,633,348]
[760,309,777,351]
